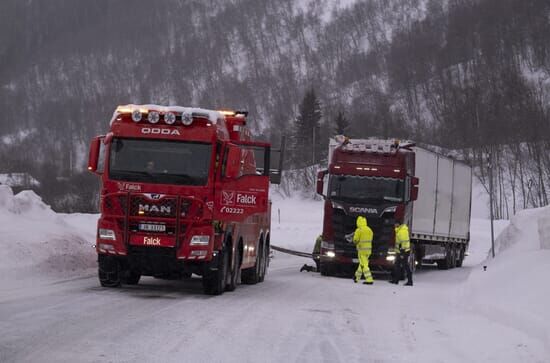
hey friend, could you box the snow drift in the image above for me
[0,185,98,288]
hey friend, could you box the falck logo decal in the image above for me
[222,191,235,205]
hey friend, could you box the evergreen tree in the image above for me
[292,88,322,167]
[333,110,350,136]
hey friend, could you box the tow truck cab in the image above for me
[88,105,283,295]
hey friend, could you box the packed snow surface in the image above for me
[0,180,549,362]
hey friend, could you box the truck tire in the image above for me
[122,270,141,285]
[202,249,229,295]
[449,246,457,269]
[98,255,121,287]
[241,240,263,285]
[258,242,268,283]
[225,245,241,292]
[456,246,465,268]
[437,246,452,270]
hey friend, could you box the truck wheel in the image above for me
[226,246,241,291]
[122,270,141,285]
[241,241,262,284]
[258,242,268,283]
[98,255,121,287]
[202,249,228,295]
[449,246,457,269]
[456,246,465,268]
[437,246,451,270]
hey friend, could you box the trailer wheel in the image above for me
[449,246,457,269]
[436,246,452,270]
[203,248,229,295]
[98,255,121,287]
[226,244,241,292]
[122,270,141,285]
[456,246,465,268]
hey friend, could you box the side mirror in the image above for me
[225,144,242,179]
[317,170,328,196]
[411,176,419,201]
[88,136,103,174]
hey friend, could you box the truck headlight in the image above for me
[386,255,396,262]
[190,235,210,245]
[98,228,116,241]
[382,206,397,214]
[326,251,336,258]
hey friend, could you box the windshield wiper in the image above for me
[112,170,155,177]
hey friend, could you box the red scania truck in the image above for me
[87,104,282,295]
[316,137,472,275]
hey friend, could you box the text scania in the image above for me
[237,193,257,205]
[141,128,181,136]
[349,206,378,214]
[143,236,161,246]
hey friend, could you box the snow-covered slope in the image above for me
[0,185,97,288]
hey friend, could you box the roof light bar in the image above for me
[148,111,160,124]
[181,112,193,126]
[131,110,142,122]
[164,112,176,125]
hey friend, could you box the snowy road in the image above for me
[1,186,549,362]
[1,252,546,363]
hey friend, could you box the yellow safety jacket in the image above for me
[353,216,373,252]
[395,223,411,252]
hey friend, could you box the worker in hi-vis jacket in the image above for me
[390,222,413,286]
[353,216,374,284]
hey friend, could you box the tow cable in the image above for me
[270,245,312,259]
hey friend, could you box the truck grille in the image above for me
[332,209,395,255]
[103,194,128,216]
[130,196,177,218]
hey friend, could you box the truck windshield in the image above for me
[329,175,404,202]
[109,138,212,186]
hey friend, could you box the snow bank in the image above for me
[493,205,550,254]
[0,186,98,289]
[464,205,550,355]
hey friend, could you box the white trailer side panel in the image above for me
[434,157,454,236]
[450,162,472,239]
[411,149,437,235]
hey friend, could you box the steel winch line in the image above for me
[270,245,313,259]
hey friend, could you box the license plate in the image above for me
[139,223,166,232]
[352,258,358,263]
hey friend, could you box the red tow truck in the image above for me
[87,104,282,295]
[316,136,472,276]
